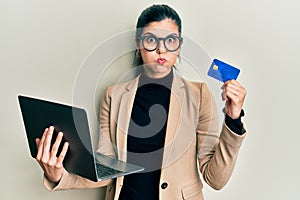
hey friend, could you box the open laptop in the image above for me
[18,95,144,182]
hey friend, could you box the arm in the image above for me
[39,127,113,191]
[40,87,116,191]
[197,81,247,190]
[43,169,112,191]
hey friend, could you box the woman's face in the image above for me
[138,18,181,78]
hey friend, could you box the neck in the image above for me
[143,66,172,79]
[139,67,173,88]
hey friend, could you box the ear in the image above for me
[177,38,183,54]
[180,37,183,46]
[177,44,182,54]
[134,36,141,50]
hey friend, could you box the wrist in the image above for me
[225,109,245,135]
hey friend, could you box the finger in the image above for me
[35,139,46,171]
[225,90,239,104]
[227,80,246,93]
[36,128,48,160]
[223,83,246,102]
[224,86,240,98]
[223,79,241,87]
[41,126,54,163]
[50,131,63,157]
[56,142,69,168]
[221,89,228,101]
[35,138,40,148]
[48,132,64,165]
[225,90,245,109]
[225,83,240,92]
[226,84,246,101]
[222,83,238,101]
[223,81,242,95]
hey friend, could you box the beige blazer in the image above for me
[44,72,246,200]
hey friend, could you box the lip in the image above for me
[157,58,167,65]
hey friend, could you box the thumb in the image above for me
[35,138,40,148]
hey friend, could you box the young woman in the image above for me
[36,4,247,200]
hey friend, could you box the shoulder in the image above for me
[105,75,140,96]
[175,74,210,100]
[187,80,208,92]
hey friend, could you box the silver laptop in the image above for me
[18,95,144,182]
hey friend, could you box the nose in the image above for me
[156,39,167,54]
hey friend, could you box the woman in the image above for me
[36,4,247,200]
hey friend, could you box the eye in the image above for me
[166,37,176,43]
[145,36,157,44]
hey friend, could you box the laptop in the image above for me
[18,95,144,182]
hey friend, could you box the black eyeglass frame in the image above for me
[138,34,183,52]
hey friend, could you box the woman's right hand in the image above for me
[35,126,69,183]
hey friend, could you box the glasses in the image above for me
[138,33,183,52]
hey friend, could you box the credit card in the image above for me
[207,59,240,82]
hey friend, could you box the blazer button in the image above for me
[161,182,168,189]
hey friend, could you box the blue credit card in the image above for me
[207,59,240,82]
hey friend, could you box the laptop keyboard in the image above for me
[96,164,123,176]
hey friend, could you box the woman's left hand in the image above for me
[221,80,247,119]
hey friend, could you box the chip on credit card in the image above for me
[207,59,240,82]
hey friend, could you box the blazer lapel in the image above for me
[115,76,140,161]
[162,73,185,167]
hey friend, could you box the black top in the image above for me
[119,71,173,200]
[119,71,244,199]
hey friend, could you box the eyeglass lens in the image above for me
[142,35,181,52]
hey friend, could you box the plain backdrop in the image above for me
[1,0,299,199]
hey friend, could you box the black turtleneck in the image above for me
[119,71,173,200]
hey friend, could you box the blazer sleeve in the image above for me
[43,87,116,191]
[196,83,246,190]
[43,170,113,191]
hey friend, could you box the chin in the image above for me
[148,64,171,72]
[142,64,172,78]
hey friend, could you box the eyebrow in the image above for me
[142,32,179,37]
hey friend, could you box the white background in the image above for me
[1,0,299,199]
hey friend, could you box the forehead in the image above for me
[142,18,179,36]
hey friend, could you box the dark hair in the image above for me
[136,4,182,39]
[134,4,182,66]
